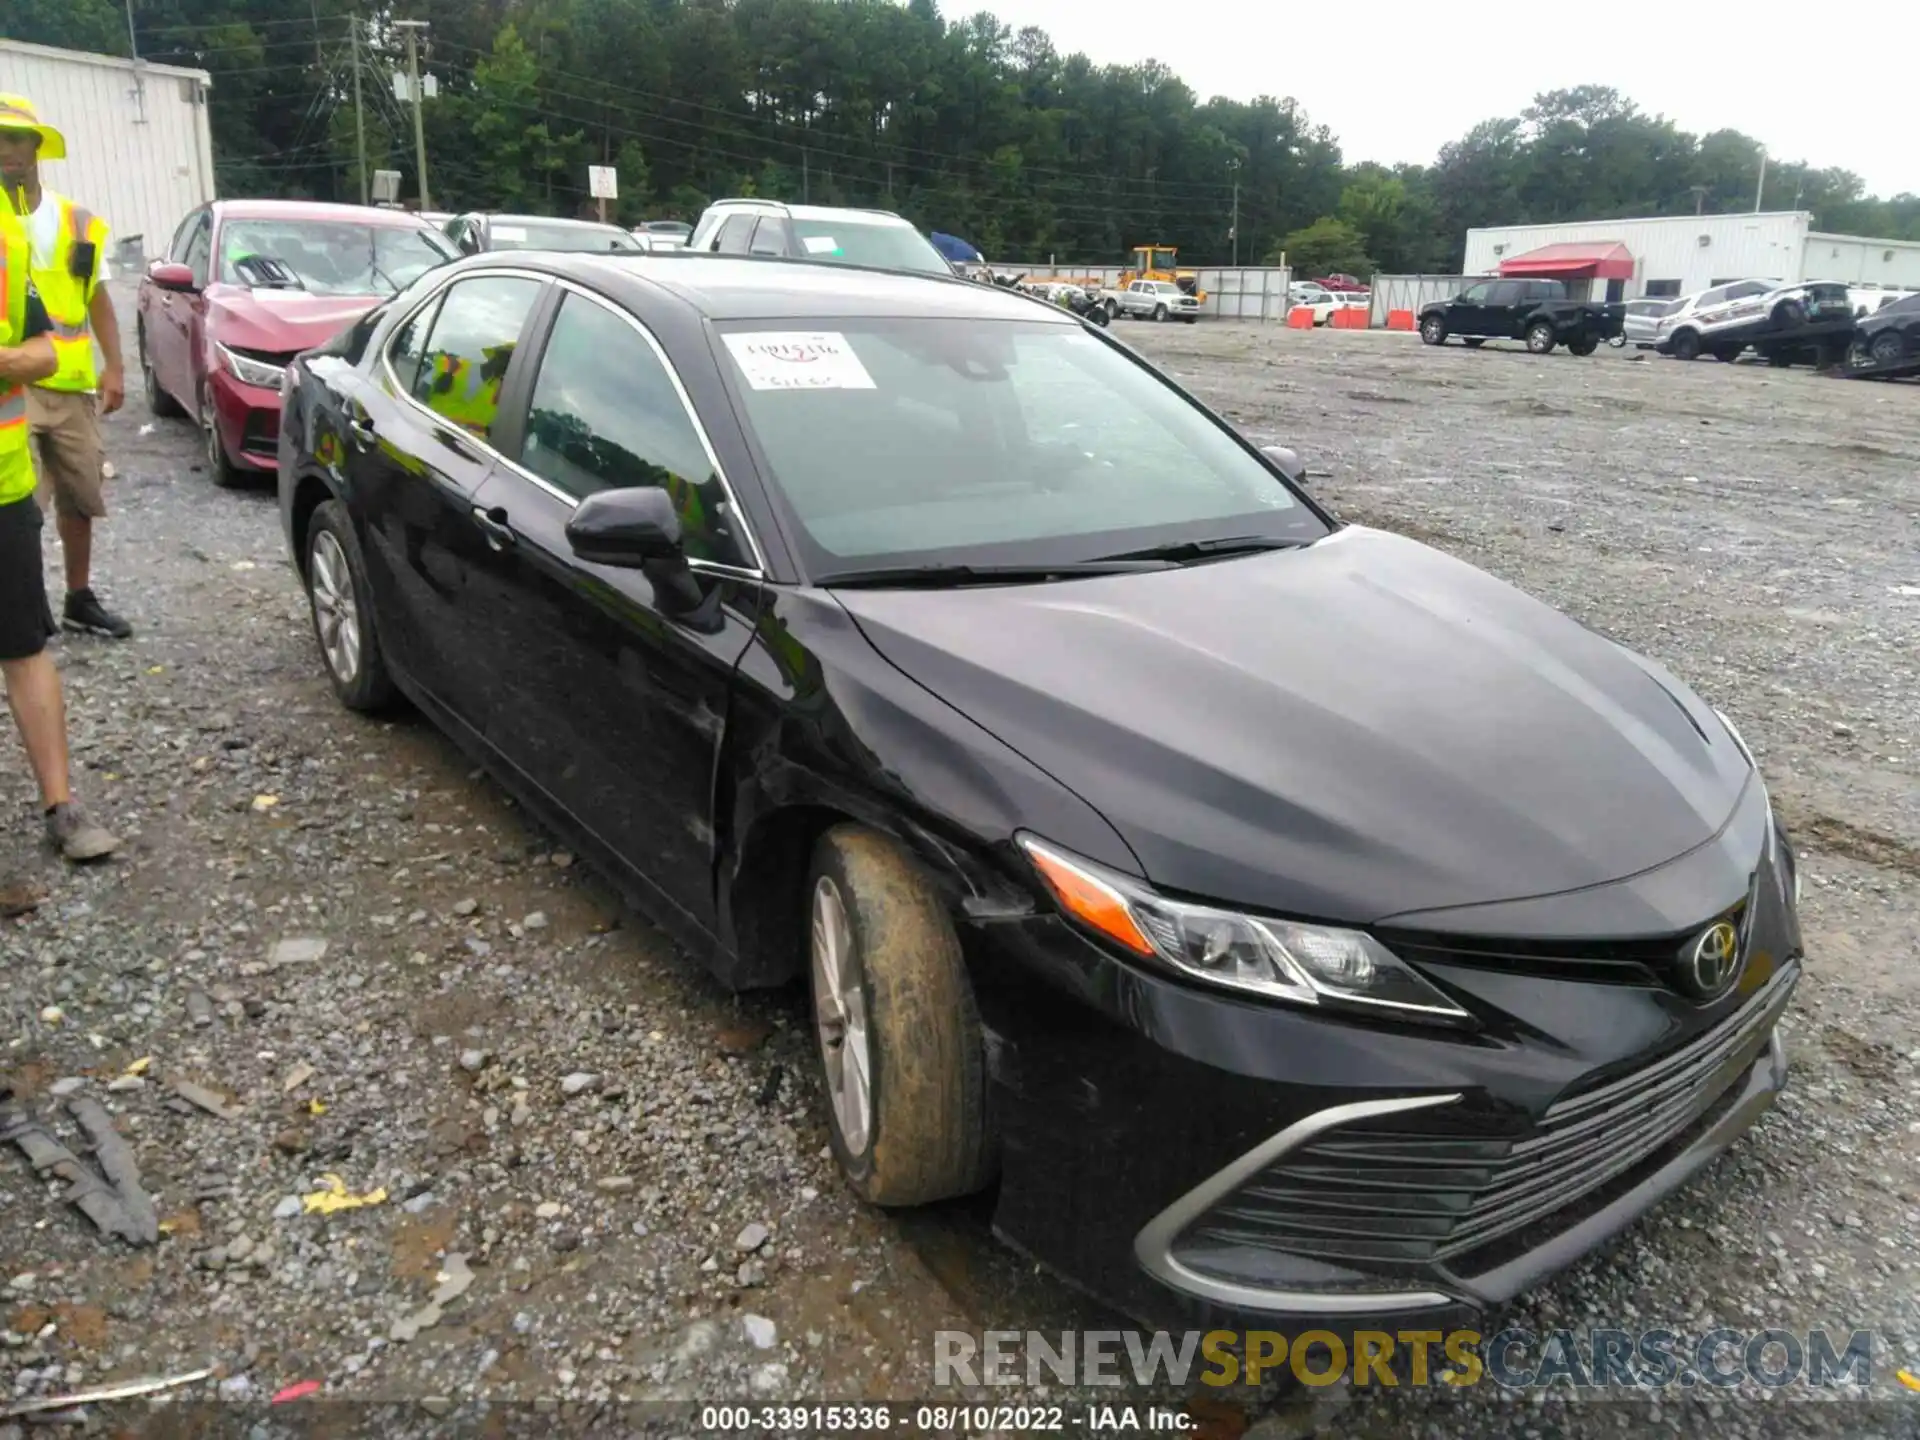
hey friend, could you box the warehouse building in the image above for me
[0,39,214,268]
[1462,212,1920,303]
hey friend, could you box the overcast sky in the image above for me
[978,0,1917,200]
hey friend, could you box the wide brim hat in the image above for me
[0,94,66,161]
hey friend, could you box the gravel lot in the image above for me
[2,292,1915,1437]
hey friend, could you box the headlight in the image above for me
[217,343,286,390]
[1017,836,1470,1025]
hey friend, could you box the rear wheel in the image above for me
[1669,328,1702,362]
[1870,330,1906,366]
[1419,315,1447,345]
[808,825,994,1207]
[1525,320,1557,354]
[1461,337,1486,348]
[1767,349,1795,368]
[1712,347,1741,363]
[1568,337,1598,357]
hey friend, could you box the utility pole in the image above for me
[1690,185,1707,215]
[1228,158,1241,267]
[310,0,326,68]
[802,147,810,203]
[396,19,430,211]
[1754,146,1767,214]
[123,0,139,59]
[351,16,368,205]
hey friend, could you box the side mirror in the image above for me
[565,486,683,568]
[148,260,197,292]
[1260,444,1309,485]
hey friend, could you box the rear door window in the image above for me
[408,275,545,443]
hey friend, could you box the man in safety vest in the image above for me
[0,94,133,640]
[0,182,120,911]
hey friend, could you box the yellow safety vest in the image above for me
[28,191,107,393]
[0,201,34,505]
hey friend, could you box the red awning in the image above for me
[1498,242,1636,281]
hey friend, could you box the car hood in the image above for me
[205,285,386,355]
[833,526,1753,926]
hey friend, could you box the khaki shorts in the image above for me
[28,388,107,520]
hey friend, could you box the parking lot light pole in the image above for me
[396,19,430,211]
[1228,158,1241,267]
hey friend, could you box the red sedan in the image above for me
[138,200,456,485]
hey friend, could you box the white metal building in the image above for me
[0,39,214,267]
[1462,212,1920,302]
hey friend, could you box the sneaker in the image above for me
[63,589,133,640]
[45,802,120,862]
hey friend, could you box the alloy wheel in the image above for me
[811,874,873,1157]
[308,530,363,686]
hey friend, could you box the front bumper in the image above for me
[969,804,1802,1331]
[208,366,284,473]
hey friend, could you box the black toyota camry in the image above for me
[278,252,1802,1331]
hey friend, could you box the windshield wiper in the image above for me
[1092,534,1311,565]
[818,559,1169,589]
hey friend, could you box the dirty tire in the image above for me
[1712,347,1741,362]
[1419,316,1446,345]
[304,499,397,713]
[1567,337,1598,356]
[808,825,994,1207]
[1525,321,1557,354]
[200,386,245,489]
[1869,330,1904,366]
[139,326,184,419]
[1670,328,1702,361]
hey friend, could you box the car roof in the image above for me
[705,199,916,228]
[511,253,1073,323]
[214,199,433,228]
[479,212,627,230]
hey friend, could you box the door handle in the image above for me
[472,505,517,551]
[346,410,375,446]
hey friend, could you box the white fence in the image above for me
[1367,275,1478,328]
[992,263,1295,321]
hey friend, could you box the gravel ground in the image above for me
[1,292,1916,1438]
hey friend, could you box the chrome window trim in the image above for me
[1132,1092,1463,1315]
[375,266,767,579]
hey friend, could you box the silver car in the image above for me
[1622,297,1678,349]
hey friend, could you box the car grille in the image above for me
[1377,893,1749,990]
[1175,969,1791,1277]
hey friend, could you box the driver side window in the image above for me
[1457,282,1492,303]
[183,216,213,288]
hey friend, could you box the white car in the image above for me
[687,200,951,277]
[1113,279,1200,323]
[1660,277,1856,363]
[1622,297,1678,348]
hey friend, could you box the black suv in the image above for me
[1420,278,1626,355]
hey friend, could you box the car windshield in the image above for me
[217,219,454,295]
[487,219,643,252]
[788,218,951,275]
[720,319,1328,578]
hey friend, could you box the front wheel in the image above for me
[1525,321,1557,355]
[1869,330,1905,366]
[1419,316,1447,345]
[1712,348,1741,363]
[304,499,396,713]
[199,387,246,489]
[808,825,994,1207]
[1152,303,1168,322]
[1669,328,1702,362]
[1085,304,1109,328]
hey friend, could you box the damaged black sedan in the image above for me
[277,252,1802,1331]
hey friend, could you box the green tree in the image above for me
[1270,217,1372,278]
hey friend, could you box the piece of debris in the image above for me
[716,1018,775,1056]
[390,1253,474,1342]
[0,1094,158,1246]
[281,1062,315,1094]
[302,1174,388,1215]
[122,1057,152,1078]
[0,879,45,918]
[734,1222,770,1253]
[743,1314,778,1350]
[0,1366,214,1420]
[271,1380,323,1405]
[269,936,329,966]
[185,991,215,1028]
[170,1078,241,1120]
[560,1072,598,1097]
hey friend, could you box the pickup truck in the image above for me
[1419,278,1626,355]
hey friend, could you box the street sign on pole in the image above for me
[371,169,401,204]
[589,165,617,223]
